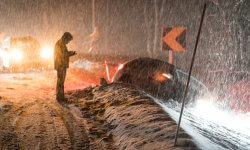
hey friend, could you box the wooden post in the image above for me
[169,51,173,64]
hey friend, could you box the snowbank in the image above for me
[66,83,197,149]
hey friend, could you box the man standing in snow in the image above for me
[54,32,76,102]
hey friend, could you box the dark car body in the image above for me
[113,57,183,101]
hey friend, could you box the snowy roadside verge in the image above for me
[66,83,197,149]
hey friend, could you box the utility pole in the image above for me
[92,0,96,30]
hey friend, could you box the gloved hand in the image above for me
[69,51,77,56]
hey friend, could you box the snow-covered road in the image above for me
[156,99,250,150]
[0,69,96,149]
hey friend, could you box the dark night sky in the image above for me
[0,0,149,54]
[0,0,91,44]
[0,0,156,55]
[0,0,249,75]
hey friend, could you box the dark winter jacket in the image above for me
[54,39,75,70]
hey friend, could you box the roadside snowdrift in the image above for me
[67,83,197,149]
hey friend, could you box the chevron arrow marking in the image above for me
[163,27,186,52]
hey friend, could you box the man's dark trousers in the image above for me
[56,68,67,101]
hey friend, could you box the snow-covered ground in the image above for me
[156,98,250,150]
[154,97,250,150]
[150,70,250,150]
[0,61,249,149]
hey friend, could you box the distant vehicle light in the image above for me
[10,49,23,60]
[40,46,53,59]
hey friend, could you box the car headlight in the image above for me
[162,73,173,80]
[10,49,23,60]
[154,72,173,82]
[40,46,53,59]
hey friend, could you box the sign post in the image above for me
[169,51,173,64]
[162,27,187,64]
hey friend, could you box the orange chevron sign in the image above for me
[162,27,187,52]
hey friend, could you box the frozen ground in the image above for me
[155,98,250,150]
[0,69,197,149]
[0,63,248,149]
[0,69,95,149]
[153,70,250,150]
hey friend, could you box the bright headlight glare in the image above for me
[10,49,23,60]
[41,46,53,59]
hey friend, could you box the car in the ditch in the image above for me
[112,57,210,103]
[112,57,184,101]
